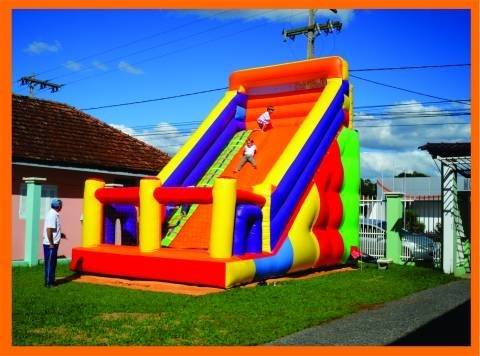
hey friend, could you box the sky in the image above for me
[12,9,472,179]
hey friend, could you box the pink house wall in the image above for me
[12,165,141,261]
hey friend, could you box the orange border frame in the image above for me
[1,1,478,355]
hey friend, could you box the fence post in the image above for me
[22,177,46,266]
[385,192,404,264]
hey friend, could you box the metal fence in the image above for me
[405,195,442,237]
[360,195,442,267]
[400,230,442,266]
[360,196,386,258]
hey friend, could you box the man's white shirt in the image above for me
[42,208,61,245]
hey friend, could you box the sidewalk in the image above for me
[269,279,471,346]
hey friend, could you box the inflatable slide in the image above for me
[70,56,360,288]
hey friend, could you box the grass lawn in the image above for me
[12,263,457,346]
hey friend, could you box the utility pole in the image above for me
[19,75,63,97]
[307,9,315,59]
[283,9,342,59]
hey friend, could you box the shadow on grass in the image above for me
[55,272,82,286]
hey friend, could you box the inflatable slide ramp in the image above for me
[71,56,360,288]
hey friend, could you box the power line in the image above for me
[356,109,470,118]
[350,74,470,107]
[126,119,471,139]
[119,105,470,131]
[81,87,227,111]
[79,83,470,112]
[59,60,473,88]
[355,114,470,122]
[358,107,469,114]
[355,99,470,110]
[61,11,281,86]
[48,10,274,83]
[127,110,471,131]
[350,63,470,72]
[127,121,203,130]
[16,10,232,82]
[355,122,470,128]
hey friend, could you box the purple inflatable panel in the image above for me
[104,204,138,246]
[232,204,262,256]
[165,93,247,187]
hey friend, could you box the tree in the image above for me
[404,209,425,233]
[361,178,376,197]
[395,171,429,178]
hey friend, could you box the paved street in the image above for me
[269,279,470,346]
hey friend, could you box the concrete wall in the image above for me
[12,164,140,261]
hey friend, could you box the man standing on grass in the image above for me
[42,198,65,288]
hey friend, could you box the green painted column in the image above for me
[22,177,46,267]
[385,192,403,264]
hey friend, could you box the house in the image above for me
[374,176,470,235]
[12,94,170,263]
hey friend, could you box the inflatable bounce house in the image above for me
[70,56,360,288]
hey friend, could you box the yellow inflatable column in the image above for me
[349,85,354,128]
[82,179,105,247]
[209,178,237,258]
[139,178,162,253]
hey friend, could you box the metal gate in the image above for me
[360,196,386,258]
[359,195,442,267]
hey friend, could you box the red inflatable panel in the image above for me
[95,187,139,205]
[236,190,266,206]
[70,245,227,288]
[313,141,344,266]
[343,109,350,127]
[153,187,266,207]
[154,187,213,204]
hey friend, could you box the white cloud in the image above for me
[191,9,354,26]
[92,60,108,71]
[64,60,82,71]
[24,40,61,54]
[118,61,144,75]
[361,149,439,179]
[110,122,188,155]
[357,100,470,179]
[356,100,471,152]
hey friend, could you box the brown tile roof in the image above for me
[13,94,170,175]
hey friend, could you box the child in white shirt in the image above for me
[256,106,274,131]
[234,139,257,173]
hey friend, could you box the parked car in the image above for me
[360,217,385,230]
[359,218,439,262]
[399,228,439,262]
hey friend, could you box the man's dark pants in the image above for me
[43,244,58,287]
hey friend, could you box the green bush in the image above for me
[405,209,425,233]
